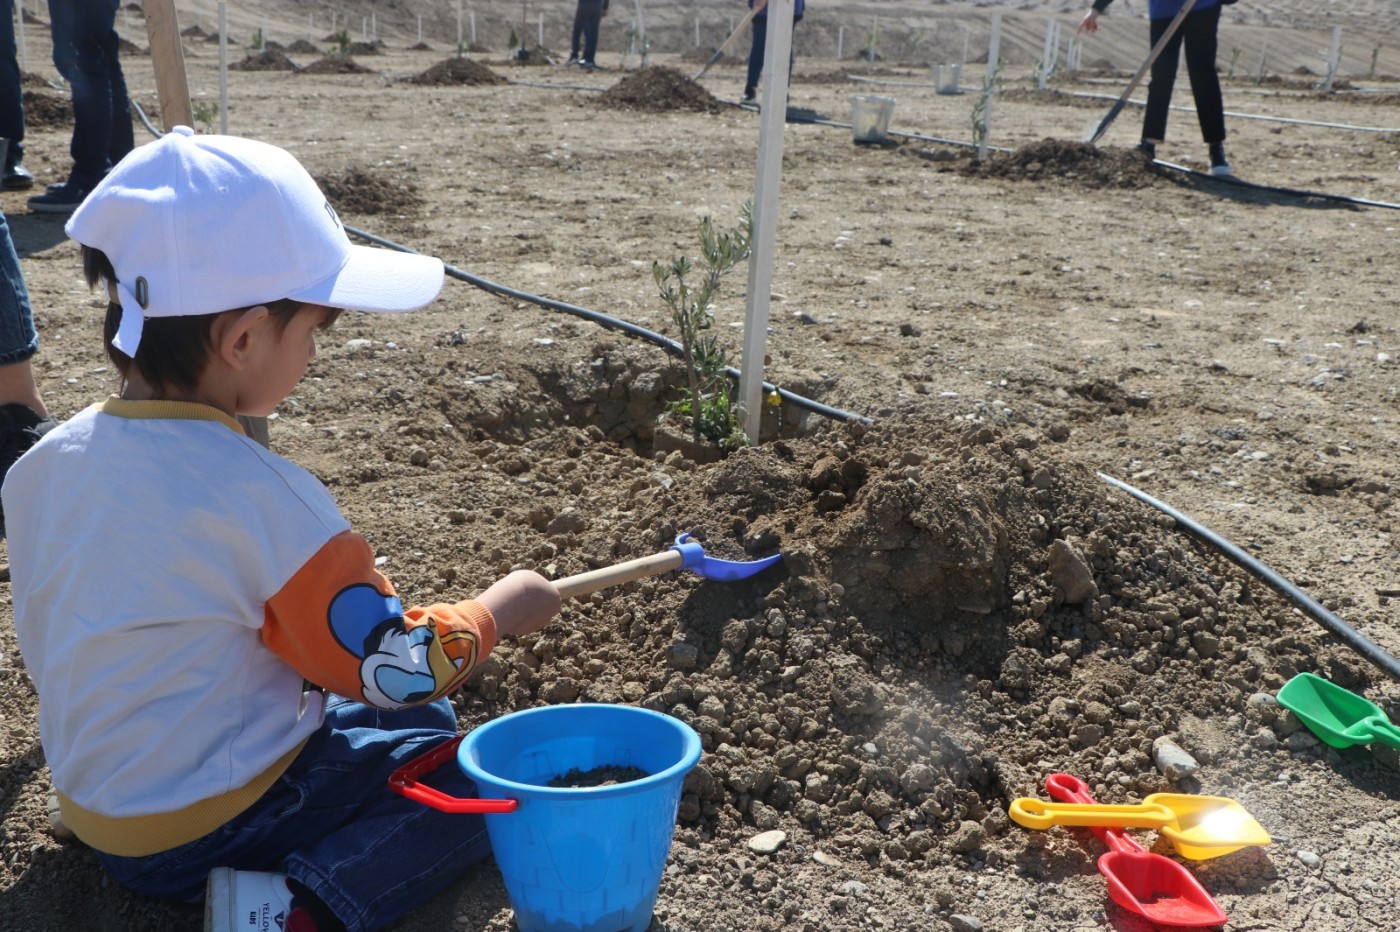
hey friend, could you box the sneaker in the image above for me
[580,61,599,71]
[565,55,579,66]
[2,162,33,190]
[741,88,757,104]
[1137,140,1157,161]
[0,403,56,493]
[204,868,294,932]
[1208,142,1231,176]
[27,181,91,214]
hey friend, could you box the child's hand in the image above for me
[477,570,562,639]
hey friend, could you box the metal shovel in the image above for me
[1046,774,1227,928]
[551,533,782,599]
[1010,790,1271,860]
[1277,672,1400,751]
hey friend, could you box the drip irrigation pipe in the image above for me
[343,225,872,426]
[1099,473,1400,683]
[1152,158,1400,210]
[1051,88,1400,134]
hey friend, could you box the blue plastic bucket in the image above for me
[396,704,702,932]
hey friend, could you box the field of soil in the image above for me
[2,2,1400,930]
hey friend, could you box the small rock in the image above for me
[812,849,841,866]
[1297,850,1322,869]
[1047,539,1097,603]
[840,880,867,896]
[748,830,787,855]
[666,643,699,670]
[1152,736,1200,781]
[949,915,984,932]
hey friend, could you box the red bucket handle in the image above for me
[388,736,518,814]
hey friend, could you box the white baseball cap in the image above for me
[65,126,445,356]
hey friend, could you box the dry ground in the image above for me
[2,2,1400,930]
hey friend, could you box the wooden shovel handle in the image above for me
[693,5,761,81]
[552,549,685,600]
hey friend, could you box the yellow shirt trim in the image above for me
[99,396,246,435]
[56,738,309,857]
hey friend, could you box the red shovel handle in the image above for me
[1045,773,1148,856]
[388,736,518,814]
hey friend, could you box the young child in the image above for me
[1,127,562,932]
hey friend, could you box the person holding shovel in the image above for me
[1078,0,1233,176]
[742,0,805,104]
[2,128,562,932]
[567,0,609,70]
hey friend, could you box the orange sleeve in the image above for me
[262,530,498,710]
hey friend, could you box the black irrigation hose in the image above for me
[343,225,872,426]
[1151,158,1400,211]
[1099,472,1400,683]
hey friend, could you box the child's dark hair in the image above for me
[83,246,334,396]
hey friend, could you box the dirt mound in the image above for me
[286,39,321,55]
[20,70,47,89]
[299,55,376,75]
[348,40,384,56]
[1001,87,1110,111]
[232,49,298,72]
[597,66,722,113]
[960,138,1162,189]
[20,91,69,129]
[506,46,558,66]
[314,167,423,217]
[407,57,507,86]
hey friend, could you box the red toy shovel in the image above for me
[1046,774,1227,928]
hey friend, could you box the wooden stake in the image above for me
[144,0,194,129]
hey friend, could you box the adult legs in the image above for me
[580,5,603,64]
[570,2,586,59]
[744,16,767,97]
[0,0,25,171]
[1141,15,1187,144]
[1181,5,1225,144]
[47,0,132,189]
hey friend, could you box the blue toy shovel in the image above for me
[551,533,782,599]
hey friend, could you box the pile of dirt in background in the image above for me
[20,91,70,129]
[286,39,322,55]
[1001,87,1110,110]
[315,167,424,216]
[232,49,299,71]
[408,57,507,86]
[348,40,384,56]
[960,139,1163,189]
[597,66,722,113]
[300,55,376,75]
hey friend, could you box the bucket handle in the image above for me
[387,736,519,814]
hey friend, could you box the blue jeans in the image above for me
[744,16,799,97]
[0,0,24,168]
[47,0,133,187]
[97,696,494,932]
[0,210,38,365]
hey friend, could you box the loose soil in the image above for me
[2,3,1399,932]
[548,766,651,789]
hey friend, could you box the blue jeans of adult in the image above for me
[570,0,605,63]
[0,210,38,366]
[1143,3,1225,145]
[744,15,800,98]
[0,0,24,170]
[47,0,134,188]
[96,696,493,932]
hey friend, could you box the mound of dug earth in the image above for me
[300,55,375,75]
[408,57,507,86]
[315,167,423,216]
[962,138,1162,189]
[232,49,298,72]
[598,66,722,113]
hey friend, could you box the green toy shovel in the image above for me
[1277,672,1400,751]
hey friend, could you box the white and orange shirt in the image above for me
[2,399,496,856]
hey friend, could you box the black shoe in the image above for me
[741,88,757,104]
[1137,140,1157,161]
[0,404,56,528]
[580,61,600,71]
[565,55,579,66]
[1208,142,1231,176]
[2,162,33,190]
[28,181,91,214]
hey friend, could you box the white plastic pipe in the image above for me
[978,12,1002,162]
[739,0,796,444]
[218,2,228,133]
[837,24,843,60]
[538,13,543,47]
[1039,17,1054,89]
[1323,26,1342,92]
